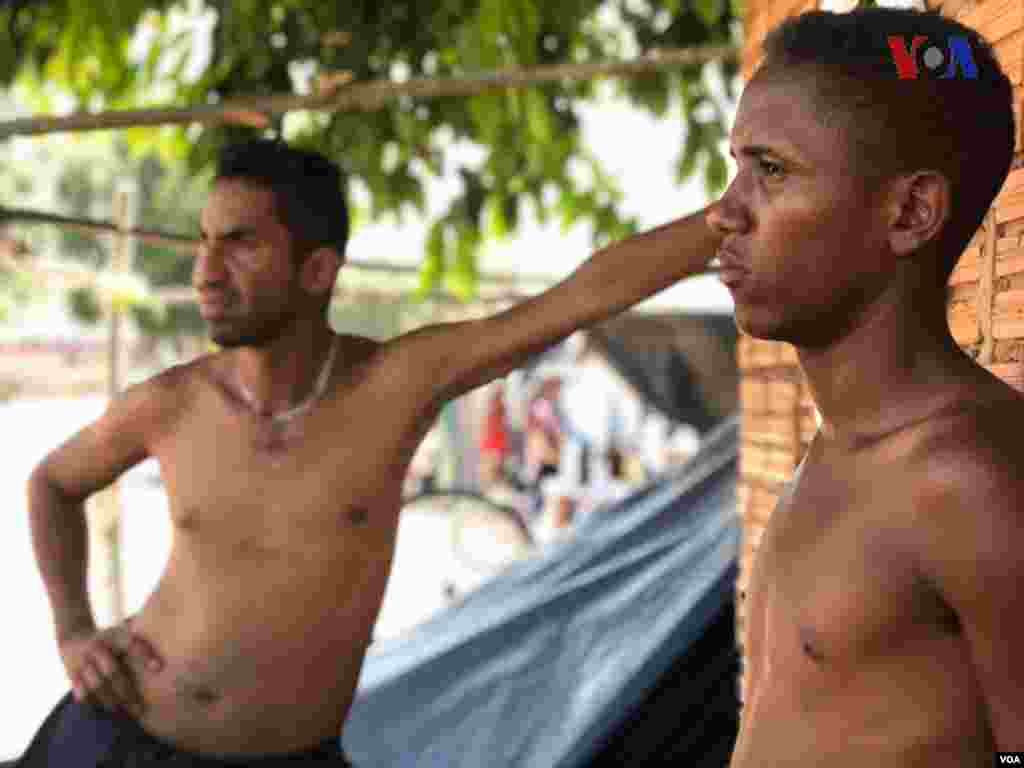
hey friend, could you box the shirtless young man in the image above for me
[19,139,721,764]
[716,8,1024,766]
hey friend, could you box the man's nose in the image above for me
[192,243,226,288]
[705,179,750,236]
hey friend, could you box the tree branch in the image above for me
[0,44,737,139]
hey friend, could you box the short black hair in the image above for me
[760,8,1014,283]
[215,139,350,260]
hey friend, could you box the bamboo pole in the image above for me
[3,206,195,254]
[1,206,558,285]
[87,183,136,629]
[0,45,737,139]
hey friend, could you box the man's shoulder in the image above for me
[120,357,210,425]
[912,389,1024,468]
[138,355,213,402]
[907,392,1024,535]
[337,332,384,367]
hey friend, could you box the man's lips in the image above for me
[712,249,749,286]
[197,294,231,316]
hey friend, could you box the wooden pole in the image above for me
[0,206,558,286]
[0,45,738,139]
[90,182,137,626]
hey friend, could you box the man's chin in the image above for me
[208,325,280,350]
[733,306,803,346]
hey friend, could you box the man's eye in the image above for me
[759,158,784,178]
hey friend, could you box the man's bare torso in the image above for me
[112,334,439,755]
[730,375,1021,767]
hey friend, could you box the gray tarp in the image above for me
[342,416,740,768]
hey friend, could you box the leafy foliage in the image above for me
[0,0,738,308]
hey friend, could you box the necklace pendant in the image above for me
[255,420,290,455]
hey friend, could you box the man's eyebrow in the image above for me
[731,144,785,159]
[199,226,256,241]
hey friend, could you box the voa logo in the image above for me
[999,756,1022,764]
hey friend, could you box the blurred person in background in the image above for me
[477,381,509,490]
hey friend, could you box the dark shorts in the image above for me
[14,692,353,767]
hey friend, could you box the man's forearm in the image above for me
[427,207,722,401]
[27,469,97,643]
[559,207,722,327]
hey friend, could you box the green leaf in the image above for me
[696,0,726,26]
[467,94,504,144]
[676,120,704,182]
[524,88,553,144]
[485,194,509,239]
[445,226,479,300]
[476,0,504,68]
[705,149,729,197]
[68,286,104,326]
[418,220,447,296]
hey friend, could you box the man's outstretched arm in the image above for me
[409,208,721,401]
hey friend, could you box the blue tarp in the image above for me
[343,416,740,768]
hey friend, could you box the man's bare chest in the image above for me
[150,379,434,551]
[748,450,958,674]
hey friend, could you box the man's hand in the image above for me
[58,616,164,717]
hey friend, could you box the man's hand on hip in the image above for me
[58,616,164,718]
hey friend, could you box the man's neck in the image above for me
[798,290,977,450]
[233,322,337,416]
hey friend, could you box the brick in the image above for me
[949,262,980,285]
[998,186,1024,212]
[997,236,1022,253]
[1017,96,1024,152]
[737,336,753,369]
[1002,217,1024,238]
[996,244,1024,276]
[1000,167,1024,198]
[751,339,781,367]
[994,26,1024,83]
[779,343,800,365]
[988,361,1024,390]
[740,378,768,410]
[767,378,800,410]
[740,442,799,481]
[744,498,776,527]
[960,0,1023,44]
[949,281,979,303]
[993,317,1024,337]
[996,198,1024,225]
[744,412,800,446]
[943,0,978,18]
[948,301,981,344]
[799,409,819,440]
[992,288,1024,338]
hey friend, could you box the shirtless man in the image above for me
[19,139,721,764]
[717,8,1023,766]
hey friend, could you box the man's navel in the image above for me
[175,674,223,707]
[799,626,826,664]
[346,505,370,526]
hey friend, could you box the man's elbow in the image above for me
[27,461,84,509]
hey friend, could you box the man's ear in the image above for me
[301,246,343,296]
[887,171,951,258]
